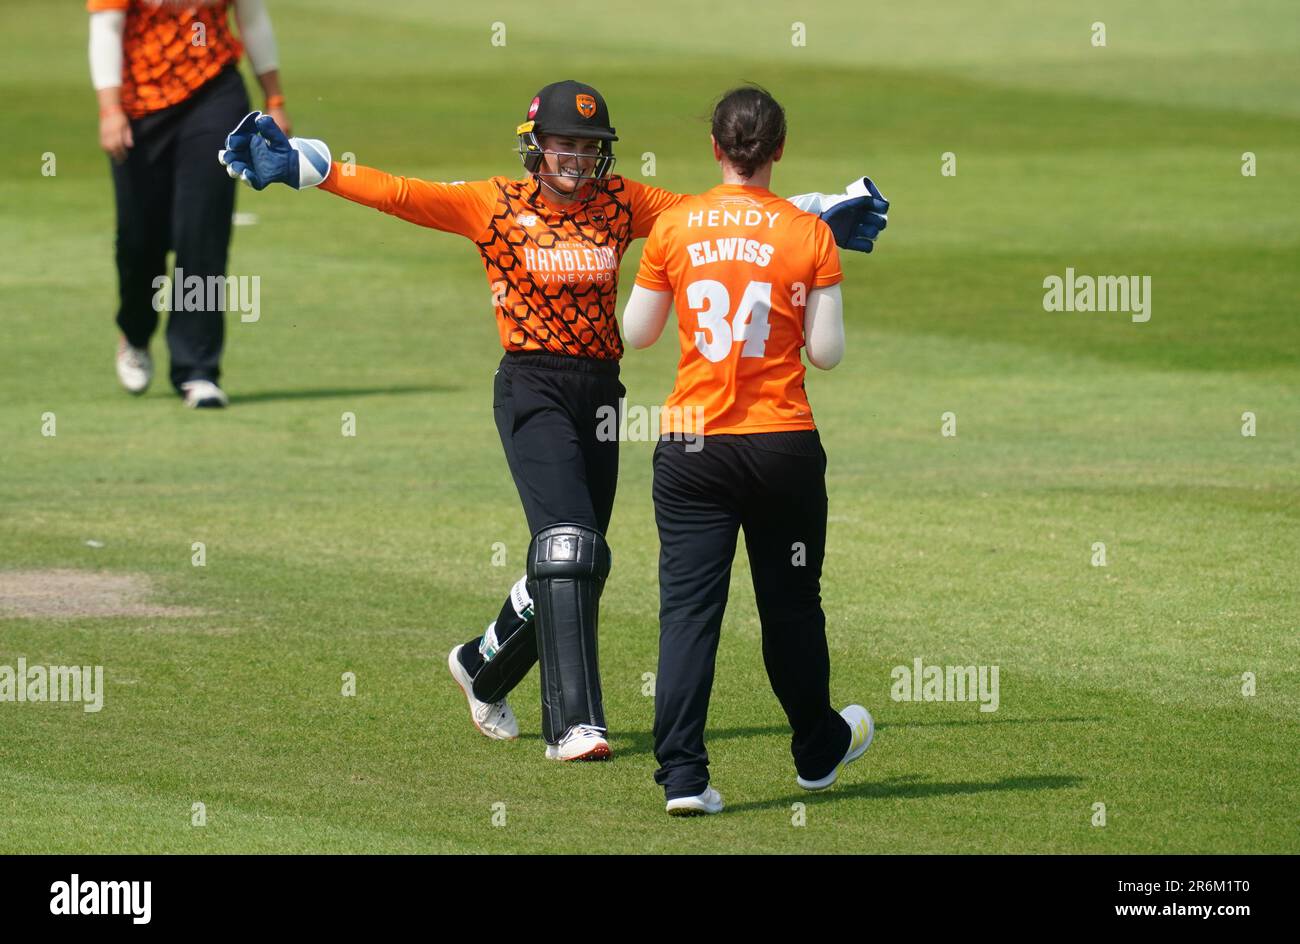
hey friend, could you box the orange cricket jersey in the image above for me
[88,0,243,119]
[635,183,843,435]
[320,166,685,359]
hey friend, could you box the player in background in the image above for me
[91,0,290,407]
[217,80,888,762]
[622,85,875,814]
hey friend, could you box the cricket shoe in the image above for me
[666,786,724,817]
[447,644,518,740]
[796,704,873,791]
[544,723,611,761]
[116,339,152,395]
[180,379,229,409]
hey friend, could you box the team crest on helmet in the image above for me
[528,96,541,119]
[575,94,597,118]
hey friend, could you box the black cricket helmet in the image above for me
[517,80,618,194]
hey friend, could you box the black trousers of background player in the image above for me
[651,430,851,800]
[110,65,249,392]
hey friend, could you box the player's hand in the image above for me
[217,111,330,190]
[99,108,133,164]
[821,177,889,254]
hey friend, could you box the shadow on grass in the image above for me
[723,773,1083,813]
[615,725,786,759]
[614,716,1102,758]
[231,384,457,404]
[877,716,1101,729]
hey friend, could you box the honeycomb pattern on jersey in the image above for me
[475,176,637,359]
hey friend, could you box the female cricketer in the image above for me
[91,0,290,407]
[622,85,874,814]
[216,79,888,762]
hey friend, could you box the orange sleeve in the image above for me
[812,218,844,288]
[87,0,128,10]
[622,179,689,240]
[634,218,672,291]
[318,164,495,240]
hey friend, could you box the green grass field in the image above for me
[1,0,1297,853]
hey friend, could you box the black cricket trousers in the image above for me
[110,65,249,392]
[492,352,623,535]
[457,351,624,696]
[652,429,851,800]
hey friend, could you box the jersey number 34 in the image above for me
[688,280,772,362]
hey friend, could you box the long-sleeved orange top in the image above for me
[319,165,686,360]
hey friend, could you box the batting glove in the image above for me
[218,111,331,191]
[820,177,889,253]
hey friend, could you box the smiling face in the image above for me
[538,133,603,195]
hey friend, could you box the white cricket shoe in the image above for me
[666,786,724,816]
[544,723,611,761]
[447,645,518,740]
[116,339,152,395]
[796,705,873,791]
[180,379,229,409]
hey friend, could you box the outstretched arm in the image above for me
[318,164,494,237]
[625,176,889,254]
[217,112,493,238]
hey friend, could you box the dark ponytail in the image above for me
[710,85,786,179]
